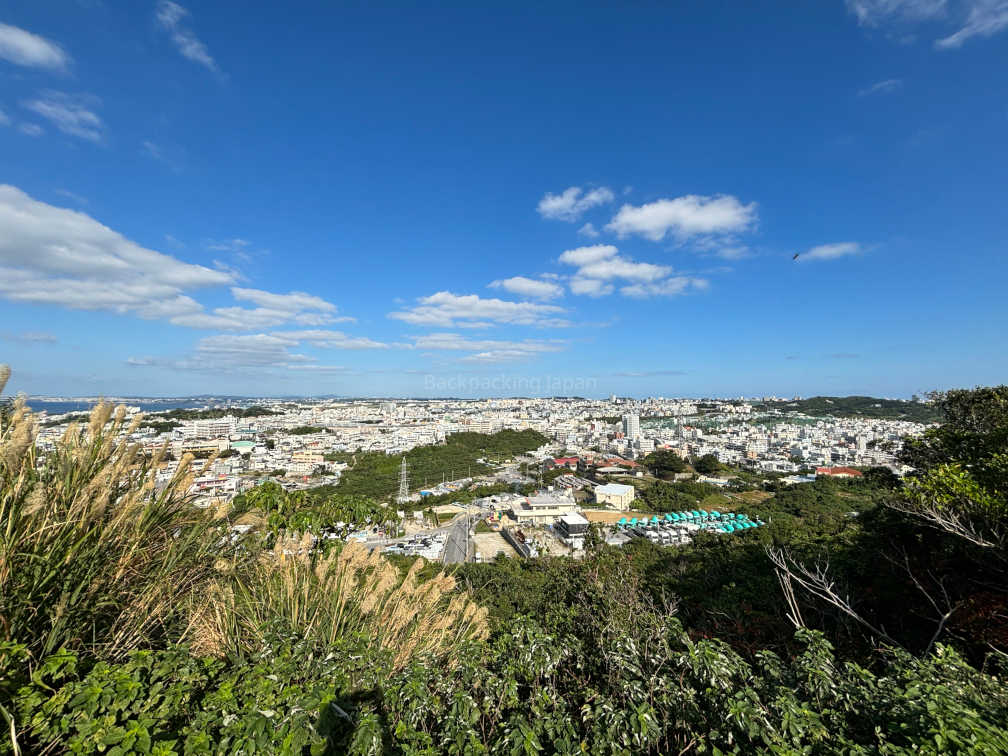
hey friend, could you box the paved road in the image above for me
[442,515,471,564]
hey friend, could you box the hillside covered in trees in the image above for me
[754,394,942,423]
[330,428,547,499]
[2,371,1007,754]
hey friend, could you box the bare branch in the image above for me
[766,546,901,648]
[888,498,1002,550]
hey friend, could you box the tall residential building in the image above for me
[622,413,640,440]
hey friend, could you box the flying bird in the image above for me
[793,253,800,261]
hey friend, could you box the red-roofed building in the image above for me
[552,457,580,470]
[815,466,863,478]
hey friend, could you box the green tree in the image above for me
[641,449,688,477]
[693,453,721,475]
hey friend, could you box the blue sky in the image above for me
[1,1,1006,398]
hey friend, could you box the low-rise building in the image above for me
[509,492,578,526]
[594,482,635,510]
[555,512,590,550]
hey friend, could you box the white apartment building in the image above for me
[622,414,641,440]
[184,417,237,440]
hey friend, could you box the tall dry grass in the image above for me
[1,364,489,675]
[189,539,489,670]
[0,367,226,662]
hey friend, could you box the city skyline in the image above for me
[2,1,1007,398]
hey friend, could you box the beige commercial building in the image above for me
[594,483,636,510]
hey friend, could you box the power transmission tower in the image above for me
[397,457,409,503]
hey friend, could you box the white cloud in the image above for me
[22,91,103,142]
[459,350,549,363]
[0,185,231,319]
[620,277,709,298]
[0,189,355,333]
[232,287,336,313]
[797,242,863,261]
[18,123,43,137]
[272,329,387,349]
[935,1,1008,47]
[168,288,353,331]
[577,222,600,238]
[131,329,388,372]
[576,257,670,283]
[189,333,312,368]
[859,78,904,95]
[558,244,619,266]
[0,109,9,126]
[286,364,352,373]
[421,334,567,363]
[413,332,564,354]
[846,0,948,26]
[558,243,700,298]
[488,276,564,300]
[537,186,615,221]
[389,291,570,328]
[569,277,614,297]
[0,22,70,70]
[606,194,757,241]
[155,1,222,76]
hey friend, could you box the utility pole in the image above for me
[396,457,409,504]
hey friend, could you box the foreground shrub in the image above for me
[5,633,385,755]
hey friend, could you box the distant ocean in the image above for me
[25,398,226,415]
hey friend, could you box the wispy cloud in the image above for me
[797,242,864,261]
[53,188,88,205]
[18,123,43,137]
[0,22,71,70]
[0,109,9,127]
[205,238,250,252]
[2,331,57,344]
[606,194,757,242]
[22,91,104,143]
[537,186,615,221]
[140,139,186,172]
[846,0,948,26]
[612,369,687,377]
[488,276,564,300]
[858,78,903,96]
[389,291,570,328]
[413,332,564,363]
[846,1,1008,49]
[131,329,388,372]
[577,222,600,238]
[155,1,223,77]
[935,1,1008,48]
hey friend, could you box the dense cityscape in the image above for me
[26,393,929,562]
